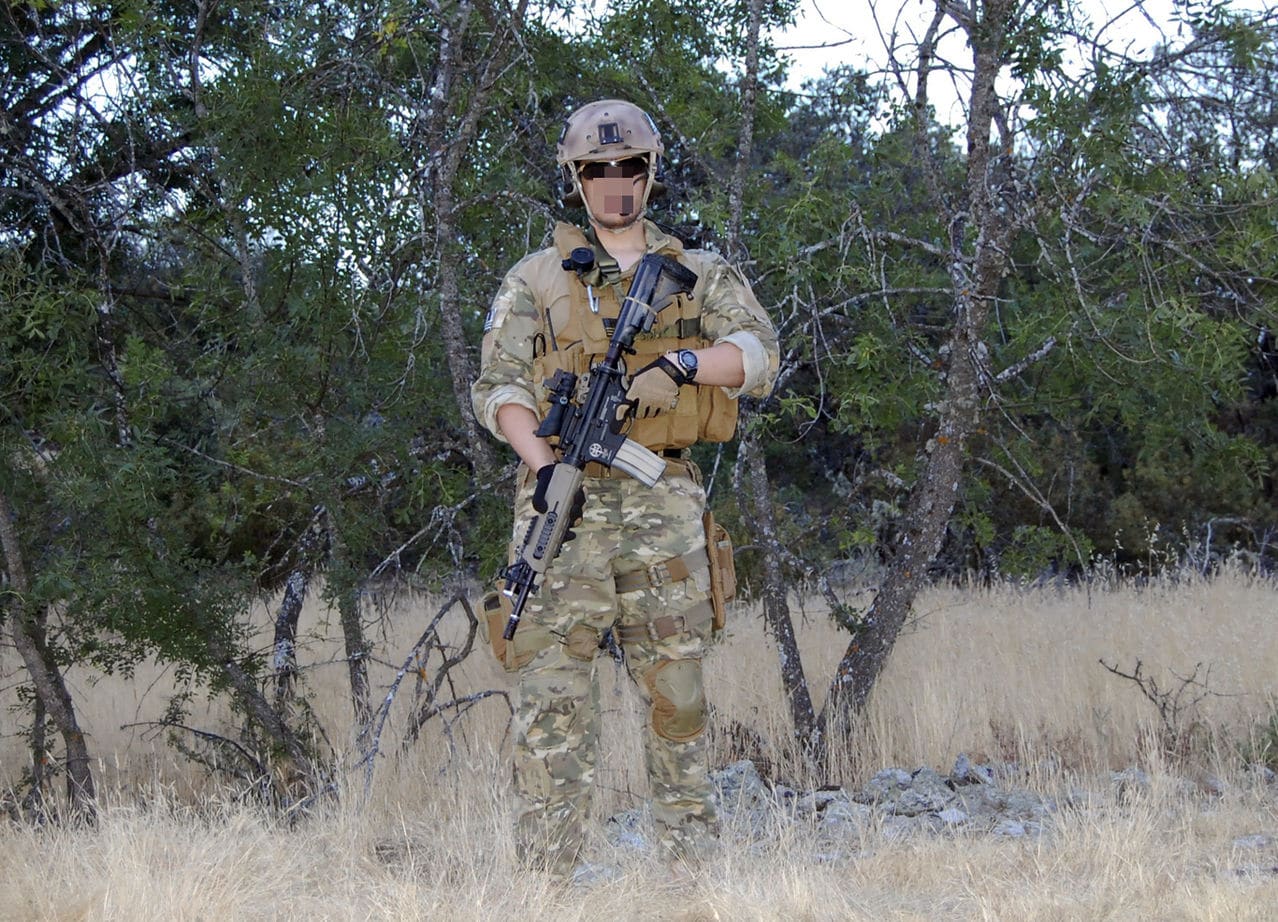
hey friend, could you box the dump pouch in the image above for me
[479,587,512,663]
[480,584,552,671]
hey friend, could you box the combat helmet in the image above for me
[556,99,666,223]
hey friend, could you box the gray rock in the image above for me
[890,768,956,816]
[1004,789,1055,819]
[1112,766,1151,801]
[689,757,1063,852]
[989,760,1024,784]
[893,787,954,816]
[879,814,923,841]
[796,789,851,815]
[604,807,650,851]
[711,759,780,837]
[956,784,1009,820]
[1245,763,1277,785]
[993,818,1027,838]
[772,782,798,804]
[1231,864,1278,878]
[860,767,913,803]
[952,752,996,785]
[819,799,872,834]
[1232,834,1275,850]
[571,861,623,888]
[713,759,769,807]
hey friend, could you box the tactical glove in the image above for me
[626,356,685,419]
[532,463,587,543]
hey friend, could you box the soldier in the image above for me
[471,99,778,875]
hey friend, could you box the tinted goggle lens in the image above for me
[580,158,648,180]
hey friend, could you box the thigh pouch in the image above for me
[614,552,715,644]
[613,513,734,634]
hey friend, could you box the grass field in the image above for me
[2,569,1278,920]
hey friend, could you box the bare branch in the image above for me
[993,336,1057,384]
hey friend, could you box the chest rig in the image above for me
[523,223,736,452]
[528,223,738,451]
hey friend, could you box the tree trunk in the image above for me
[724,0,818,752]
[95,295,132,449]
[23,696,48,819]
[739,430,818,747]
[822,0,1011,729]
[208,638,316,794]
[272,567,309,713]
[0,489,96,820]
[271,513,326,714]
[413,0,522,481]
[339,586,372,734]
[822,346,981,720]
[725,0,764,267]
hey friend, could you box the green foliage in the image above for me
[996,525,1094,580]
[1,0,511,704]
[3,0,1278,790]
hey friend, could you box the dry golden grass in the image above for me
[3,569,1278,920]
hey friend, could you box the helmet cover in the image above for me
[556,99,666,216]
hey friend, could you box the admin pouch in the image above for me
[703,511,736,631]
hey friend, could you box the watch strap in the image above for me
[652,355,691,387]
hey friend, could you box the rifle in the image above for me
[500,253,699,641]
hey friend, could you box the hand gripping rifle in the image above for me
[500,253,699,641]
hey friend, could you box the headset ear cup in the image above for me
[560,163,583,207]
[648,153,666,200]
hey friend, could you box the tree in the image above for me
[816,0,1278,732]
[4,0,1276,807]
[0,0,535,805]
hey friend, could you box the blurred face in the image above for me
[578,157,648,228]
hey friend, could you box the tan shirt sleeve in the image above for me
[470,261,543,442]
[697,255,779,399]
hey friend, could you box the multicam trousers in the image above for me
[505,460,718,872]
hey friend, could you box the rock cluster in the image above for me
[605,755,1278,868]
[605,753,1059,858]
[709,755,1056,847]
[588,755,1278,893]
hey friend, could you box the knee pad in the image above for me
[643,659,707,742]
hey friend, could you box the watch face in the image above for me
[678,349,698,378]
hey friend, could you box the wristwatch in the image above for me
[673,349,699,384]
